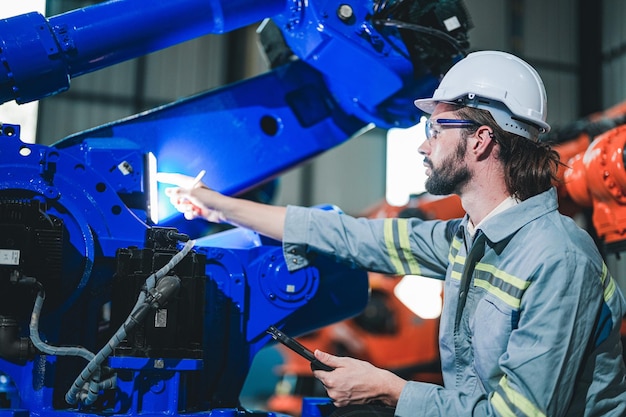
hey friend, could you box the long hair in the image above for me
[456,106,562,201]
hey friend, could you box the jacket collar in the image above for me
[459,187,558,244]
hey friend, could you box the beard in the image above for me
[424,138,471,196]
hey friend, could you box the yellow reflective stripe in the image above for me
[451,236,462,251]
[605,275,616,301]
[474,263,530,290]
[449,256,465,281]
[497,376,546,417]
[448,238,465,281]
[473,263,528,308]
[600,263,617,302]
[383,219,421,275]
[448,237,462,263]
[384,219,404,275]
[600,263,608,284]
[474,279,521,308]
[397,219,421,275]
[491,392,516,417]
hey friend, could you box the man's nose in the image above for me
[417,140,429,156]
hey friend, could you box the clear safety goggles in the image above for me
[425,118,480,140]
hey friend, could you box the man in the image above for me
[163,51,626,416]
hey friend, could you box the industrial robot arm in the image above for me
[0,1,472,416]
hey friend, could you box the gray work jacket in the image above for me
[283,188,626,416]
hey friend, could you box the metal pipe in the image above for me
[0,0,287,104]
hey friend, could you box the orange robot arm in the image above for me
[563,123,626,249]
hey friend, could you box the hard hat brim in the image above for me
[413,98,438,115]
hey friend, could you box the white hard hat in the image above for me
[414,50,550,139]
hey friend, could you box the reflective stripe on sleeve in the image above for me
[492,375,546,417]
[595,263,618,347]
[383,218,421,275]
[600,262,617,302]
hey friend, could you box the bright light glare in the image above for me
[386,118,428,207]
[393,275,443,319]
[147,152,159,224]
[0,1,46,144]
[0,103,39,144]
[0,1,45,17]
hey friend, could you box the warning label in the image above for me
[0,250,20,265]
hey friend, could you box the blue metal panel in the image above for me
[54,60,369,224]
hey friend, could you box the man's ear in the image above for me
[472,125,496,158]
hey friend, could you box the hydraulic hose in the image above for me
[29,288,95,363]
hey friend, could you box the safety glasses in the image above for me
[425,119,480,140]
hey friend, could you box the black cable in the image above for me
[373,19,467,58]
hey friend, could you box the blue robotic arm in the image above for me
[0,0,471,415]
[0,0,287,104]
